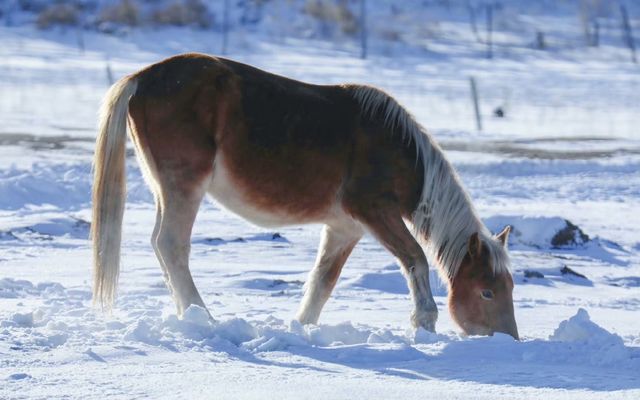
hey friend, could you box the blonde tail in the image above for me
[92,75,138,309]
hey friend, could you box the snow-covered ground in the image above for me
[1,2,640,398]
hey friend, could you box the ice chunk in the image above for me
[11,312,34,327]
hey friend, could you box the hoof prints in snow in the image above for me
[0,278,67,299]
[196,232,290,246]
[7,373,32,380]
[236,278,304,292]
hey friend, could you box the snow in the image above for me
[1,1,640,399]
[2,280,639,397]
[484,215,580,248]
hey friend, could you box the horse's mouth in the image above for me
[462,322,519,340]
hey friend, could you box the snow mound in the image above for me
[0,278,38,298]
[0,162,151,210]
[344,270,409,294]
[484,215,589,248]
[549,308,629,365]
[0,216,90,241]
[341,265,447,296]
[551,308,622,345]
[162,306,256,346]
[123,319,162,345]
[0,278,75,299]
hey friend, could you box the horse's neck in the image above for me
[413,137,487,280]
[346,83,489,279]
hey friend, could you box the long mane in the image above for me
[346,84,510,281]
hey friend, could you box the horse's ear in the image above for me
[468,232,482,259]
[496,225,511,247]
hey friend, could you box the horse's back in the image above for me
[128,54,365,225]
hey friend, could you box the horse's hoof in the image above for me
[411,309,438,332]
[419,321,436,333]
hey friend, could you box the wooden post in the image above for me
[77,27,85,54]
[620,5,637,63]
[469,77,482,131]
[4,0,13,27]
[106,62,114,86]
[222,0,230,55]
[535,31,545,50]
[486,3,493,59]
[467,2,481,43]
[592,19,599,47]
[360,0,367,59]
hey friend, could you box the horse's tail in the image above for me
[92,75,138,310]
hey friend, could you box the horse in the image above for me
[92,53,519,339]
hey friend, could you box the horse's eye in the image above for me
[481,289,494,300]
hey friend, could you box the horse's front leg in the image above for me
[406,257,438,332]
[354,208,438,332]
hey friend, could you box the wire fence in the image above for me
[0,0,638,140]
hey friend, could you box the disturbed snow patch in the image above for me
[2,280,639,373]
[125,305,409,352]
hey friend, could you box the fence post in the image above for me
[486,3,493,59]
[535,31,545,50]
[106,61,114,86]
[620,5,637,63]
[360,0,367,59]
[77,27,85,54]
[467,2,481,43]
[4,0,14,27]
[469,77,482,131]
[222,0,230,55]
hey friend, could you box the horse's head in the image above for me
[448,226,519,340]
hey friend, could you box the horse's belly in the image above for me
[207,155,307,228]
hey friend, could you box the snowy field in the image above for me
[1,2,640,399]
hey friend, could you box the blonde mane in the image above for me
[347,84,510,280]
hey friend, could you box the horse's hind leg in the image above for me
[296,221,363,325]
[153,180,209,317]
[151,199,169,290]
[353,208,438,332]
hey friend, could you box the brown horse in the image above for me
[92,53,518,339]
